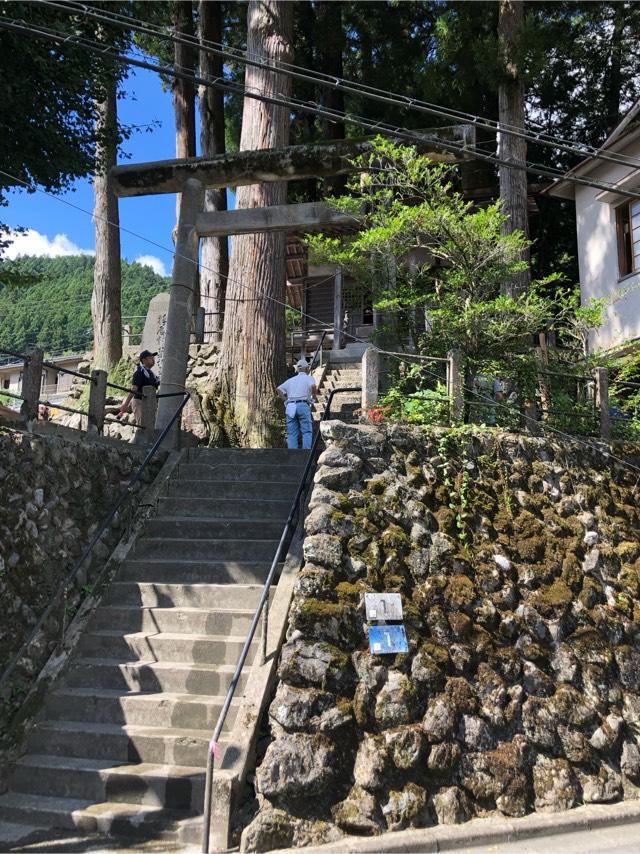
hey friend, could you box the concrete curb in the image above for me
[272,801,640,854]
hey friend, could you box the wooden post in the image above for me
[333,268,344,351]
[447,349,463,424]
[155,178,204,445]
[362,346,379,413]
[595,367,611,441]
[195,306,205,344]
[88,369,107,434]
[135,385,158,445]
[20,346,43,428]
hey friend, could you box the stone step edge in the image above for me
[15,755,204,777]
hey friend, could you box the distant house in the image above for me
[0,353,85,407]
[546,100,640,355]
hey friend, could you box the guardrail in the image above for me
[201,385,361,853]
[0,347,167,441]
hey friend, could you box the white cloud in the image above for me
[134,254,168,277]
[4,229,94,259]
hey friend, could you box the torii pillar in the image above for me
[155,177,204,442]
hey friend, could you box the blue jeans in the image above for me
[286,402,313,449]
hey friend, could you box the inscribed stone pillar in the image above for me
[155,178,204,442]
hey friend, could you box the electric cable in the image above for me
[3,159,640,481]
[39,0,640,173]
[2,14,640,202]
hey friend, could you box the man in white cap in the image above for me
[276,358,318,449]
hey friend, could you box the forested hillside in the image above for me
[0,255,168,354]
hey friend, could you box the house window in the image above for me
[616,200,640,277]
[2,379,9,389]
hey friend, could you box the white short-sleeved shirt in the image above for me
[277,372,316,403]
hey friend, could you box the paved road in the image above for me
[455,823,640,854]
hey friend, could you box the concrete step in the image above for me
[186,448,310,464]
[64,659,248,695]
[118,558,274,584]
[176,463,305,482]
[78,631,256,665]
[45,688,240,730]
[132,537,279,562]
[144,517,285,541]
[90,605,256,635]
[11,755,204,811]
[157,496,293,520]
[167,479,298,500]
[0,792,183,840]
[27,720,217,768]
[102,582,263,609]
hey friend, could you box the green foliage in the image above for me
[308,138,543,364]
[0,2,132,204]
[0,255,168,354]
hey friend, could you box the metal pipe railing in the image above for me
[0,391,191,699]
[201,386,361,853]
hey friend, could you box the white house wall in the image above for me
[574,138,640,354]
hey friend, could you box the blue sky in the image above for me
[3,66,230,277]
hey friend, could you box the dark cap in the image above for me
[139,350,158,360]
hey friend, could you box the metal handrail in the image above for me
[0,391,191,700]
[308,329,327,370]
[201,385,361,853]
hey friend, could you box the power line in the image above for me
[2,14,640,202]
[2,161,639,482]
[38,0,640,174]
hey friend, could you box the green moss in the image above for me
[532,578,573,613]
[435,507,457,536]
[616,541,640,563]
[381,523,410,551]
[444,575,476,610]
[561,554,583,592]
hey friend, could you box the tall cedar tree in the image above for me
[92,69,123,369]
[220,0,293,447]
[498,0,530,297]
[199,0,229,343]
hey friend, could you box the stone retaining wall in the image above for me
[0,432,159,719]
[242,423,640,851]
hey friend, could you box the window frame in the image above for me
[616,199,640,278]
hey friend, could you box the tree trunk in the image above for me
[173,0,197,222]
[498,0,530,297]
[603,2,624,135]
[315,1,345,193]
[92,80,122,370]
[199,0,228,343]
[220,0,293,447]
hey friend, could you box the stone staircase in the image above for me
[0,448,308,850]
[315,363,362,425]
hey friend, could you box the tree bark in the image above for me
[199,0,228,343]
[92,80,122,370]
[173,0,197,221]
[220,0,293,447]
[498,0,530,297]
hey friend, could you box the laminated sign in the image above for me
[364,592,403,621]
[368,624,409,655]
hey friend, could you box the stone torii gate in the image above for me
[110,129,475,441]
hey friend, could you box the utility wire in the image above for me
[2,159,640,481]
[40,0,640,173]
[2,14,640,202]
[38,0,640,174]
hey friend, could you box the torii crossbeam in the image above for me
[109,128,475,441]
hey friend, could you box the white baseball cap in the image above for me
[295,358,310,370]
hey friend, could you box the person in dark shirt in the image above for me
[118,350,160,424]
